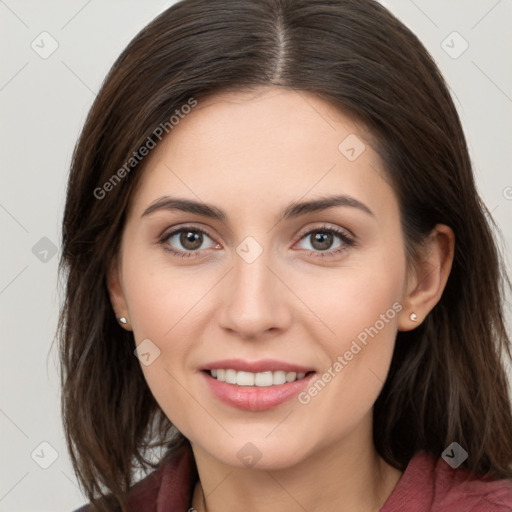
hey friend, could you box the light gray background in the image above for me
[0,1,511,510]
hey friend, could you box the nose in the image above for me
[217,247,293,340]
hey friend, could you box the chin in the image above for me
[193,434,311,471]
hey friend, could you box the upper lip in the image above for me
[201,358,315,374]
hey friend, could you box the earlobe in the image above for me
[106,258,133,331]
[398,224,455,331]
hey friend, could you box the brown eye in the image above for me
[178,230,203,251]
[309,231,335,251]
[160,227,218,257]
[296,225,355,258]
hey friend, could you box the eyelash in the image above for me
[158,224,356,260]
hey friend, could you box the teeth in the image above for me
[255,371,273,386]
[225,369,237,384]
[237,371,255,386]
[286,371,296,382]
[272,371,287,385]
[209,369,309,386]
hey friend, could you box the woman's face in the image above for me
[111,87,411,469]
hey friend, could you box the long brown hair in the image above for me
[57,0,512,509]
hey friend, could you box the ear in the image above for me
[398,224,455,331]
[106,255,132,331]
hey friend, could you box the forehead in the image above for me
[158,87,369,161]
[128,87,399,225]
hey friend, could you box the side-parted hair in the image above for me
[58,0,512,510]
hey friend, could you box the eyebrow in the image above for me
[141,194,375,221]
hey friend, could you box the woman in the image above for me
[59,0,512,510]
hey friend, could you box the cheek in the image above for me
[303,261,404,351]
[120,250,215,423]
[296,250,405,412]
[122,245,211,339]
[125,265,206,433]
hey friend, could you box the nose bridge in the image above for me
[218,239,290,338]
[233,247,273,303]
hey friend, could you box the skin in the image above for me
[108,87,454,512]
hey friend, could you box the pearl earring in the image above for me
[119,317,127,325]
[409,313,418,322]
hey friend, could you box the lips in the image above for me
[200,358,317,411]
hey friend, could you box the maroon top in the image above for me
[75,444,512,511]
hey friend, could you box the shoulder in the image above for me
[71,442,197,512]
[70,466,163,512]
[382,451,512,512]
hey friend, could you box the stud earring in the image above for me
[409,313,418,322]
[119,317,127,325]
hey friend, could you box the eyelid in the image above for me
[158,222,217,243]
[294,223,355,244]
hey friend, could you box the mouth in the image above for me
[200,359,317,411]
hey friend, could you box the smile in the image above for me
[200,359,317,411]
[209,369,308,386]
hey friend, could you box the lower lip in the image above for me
[201,371,316,411]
